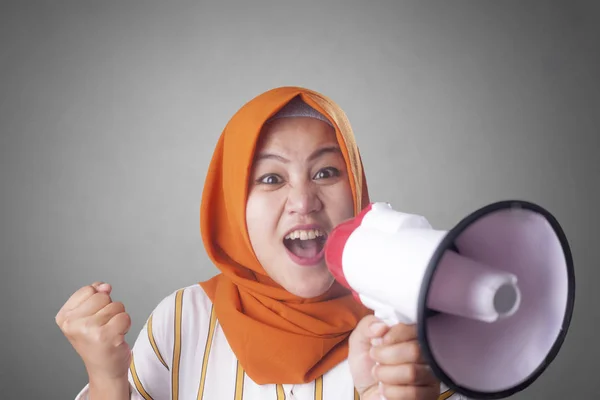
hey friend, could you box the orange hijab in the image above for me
[199,86,372,385]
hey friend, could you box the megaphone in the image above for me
[324,200,575,399]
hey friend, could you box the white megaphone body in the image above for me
[324,200,575,399]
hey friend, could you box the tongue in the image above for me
[288,239,320,258]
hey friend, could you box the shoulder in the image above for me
[136,283,213,351]
[146,283,213,328]
[130,283,214,368]
[151,283,213,315]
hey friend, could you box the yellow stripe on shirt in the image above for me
[147,314,169,370]
[197,304,218,400]
[354,388,360,400]
[130,352,154,400]
[439,389,455,400]
[172,289,184,400]
[234,359,245,400]
[276,384,286,400]
[314,376,323,400]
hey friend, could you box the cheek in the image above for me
[245,191,281,246]
[324,181,355,224]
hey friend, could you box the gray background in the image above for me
[1,1,598,399]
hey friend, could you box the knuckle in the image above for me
[61,317,82,338]
[407,341,421,361]
[61,317,74,333]
[91,326,109,343]
[363,314,379,325]
[110,310,130,326]
[358,315,376,332]
[59,320,70,334]
[371,363,379,380]
[121,312,132,327]
[81,285,97,298]
[348,329,358,344]
[404,364,418,381]
[111,301,126,313]
[94,292,111,304]
[82,317,96,333]
[348,327,361,346]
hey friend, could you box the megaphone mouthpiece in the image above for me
[427,249,522,323]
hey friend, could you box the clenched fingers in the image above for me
[56,285,99,326]
[349,315,390,350]
[381,323,417,345]
[373,363,437,386]
[75,311,131,347]
[55,282,112,322]
[64,292,112,321]
[370,339,426,365]
[104,312,132,345]
[91,301,126,327]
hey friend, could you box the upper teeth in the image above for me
[285,229,325,240]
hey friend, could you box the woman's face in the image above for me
[246,117,355,298]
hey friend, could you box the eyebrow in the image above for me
[255,145,342,163]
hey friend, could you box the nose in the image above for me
[285,180,322,216]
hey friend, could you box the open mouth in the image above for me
[283,228,328,261]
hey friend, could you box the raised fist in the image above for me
[55,282,132,381]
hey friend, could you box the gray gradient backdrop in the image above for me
[1,1,598,399]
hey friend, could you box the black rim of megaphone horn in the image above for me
[416,199,576,399]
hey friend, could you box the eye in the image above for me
[257,174,283,185]
[313,167,340,180]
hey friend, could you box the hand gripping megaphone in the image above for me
[324,200,575,399]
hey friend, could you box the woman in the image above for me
[56,87,449,399]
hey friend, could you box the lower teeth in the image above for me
[284,237,326,257]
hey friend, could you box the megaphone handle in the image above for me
[375,308,413,327]
[361,295,415,326]
[358,297,416,400]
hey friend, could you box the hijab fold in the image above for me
[199,86,372,384]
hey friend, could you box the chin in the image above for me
[285,270,335,299]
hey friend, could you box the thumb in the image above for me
[350,314,390,350]
[92,282,112,294]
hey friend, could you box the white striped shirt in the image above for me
[74,284,461,399]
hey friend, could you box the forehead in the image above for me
[256,117,338,152]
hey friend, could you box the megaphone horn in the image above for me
[324,200,575,400]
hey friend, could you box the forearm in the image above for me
[88,375,130,400]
